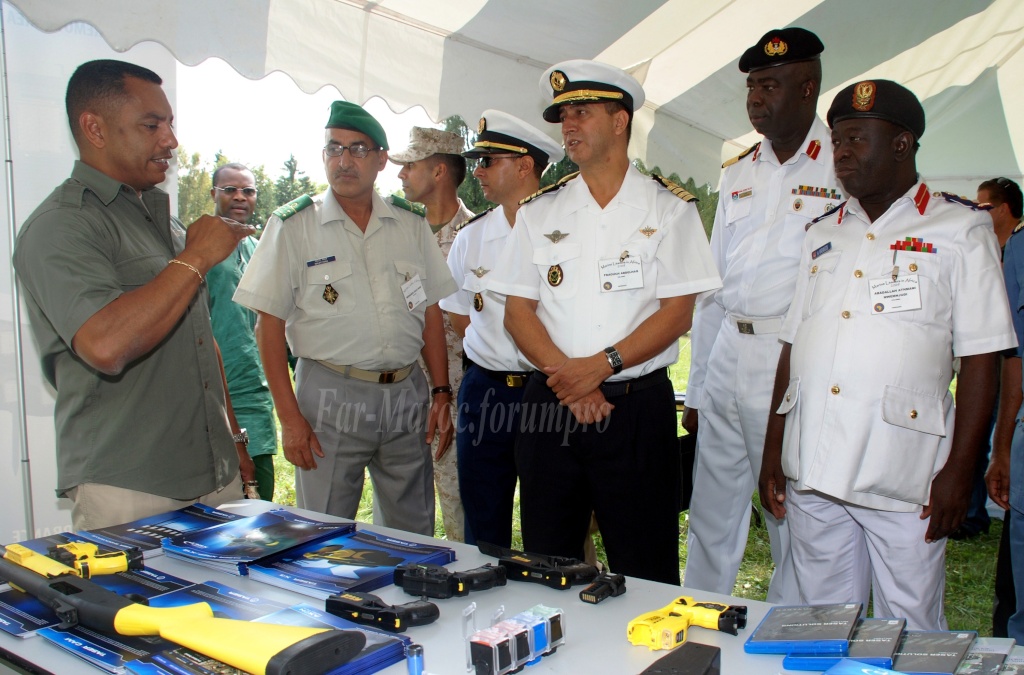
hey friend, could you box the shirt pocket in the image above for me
[724,196,752,225]
[533,243,582,297]
[394,260,427,313]
[462,272,485,294]
[879,250,945,322]
[853,384,947,504]
[301,260,355,314]
[802,251,841,317]
[115,255,166,289]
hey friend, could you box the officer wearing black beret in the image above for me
[685,26,836,606]
[761,79,1016,629]
[739,27,825,73]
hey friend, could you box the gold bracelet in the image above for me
[168,258,204,284]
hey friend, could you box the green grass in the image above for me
[271,334,1000,634]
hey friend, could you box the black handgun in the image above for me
[477,542,598,590]
[393,562,507,599]
[325,591,439,632]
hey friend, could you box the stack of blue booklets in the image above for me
[161,508,355,575]
[744,603,862,656]
[75,503,243,558]
[247,528,457,599]
[782,618,906,670]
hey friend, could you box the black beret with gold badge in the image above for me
[827,79,926,140]
[739,27,824,73]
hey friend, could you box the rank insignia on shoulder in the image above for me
[388,194,427,216]
[723,142,759,169]
[1014,221,1024,235]
[651,174,697,202]
[273,194,314,220]
[520,172,578,205]
[458,208,491,231]
[940,192,985,210]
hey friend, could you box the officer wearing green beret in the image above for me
[235,101,458,536]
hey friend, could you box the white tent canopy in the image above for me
[10,0,1024,192]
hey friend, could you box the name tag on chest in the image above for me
[869,274,922,314]
[402,274,427,310]
[599,255,643,292]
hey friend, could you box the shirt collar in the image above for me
[320,188,395,228]
[843,178,929,223]
[759,116,831,167]
[562,164,646,213]
[71,160,164,206]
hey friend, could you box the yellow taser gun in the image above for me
[0,547,365,675]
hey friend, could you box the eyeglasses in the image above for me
[477,154,519,169]
[323,142,380,159]
[214,186,258,197]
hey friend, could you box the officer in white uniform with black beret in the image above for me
[684,27,836,604]
[760,80,1016,629]
[488,61,721,584]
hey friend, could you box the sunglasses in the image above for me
[477,154,520,169]
[214,186,258,197]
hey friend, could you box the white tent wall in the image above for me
[1,0,1023,535]
[0,3,178,540]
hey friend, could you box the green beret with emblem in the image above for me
[325,101,389,150]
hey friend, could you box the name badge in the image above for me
[599,255,643,292]
[402,274,427,311]
[306,255,336,267]
[869,274,922,314]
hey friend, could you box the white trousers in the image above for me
[684,320,798,603]
[786,486,947,630]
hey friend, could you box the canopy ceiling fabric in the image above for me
[9,0,1024,191]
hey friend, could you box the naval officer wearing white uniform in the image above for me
[440,109,564,547]
[684,27,837,604]
[760,80,1016,629]
[488,60,721,584]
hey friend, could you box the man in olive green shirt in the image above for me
[206,162,278,501]
[13,59,255,529]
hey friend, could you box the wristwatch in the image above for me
[232,428,249,446]
[431,385,454,397]
[603,347,623,375]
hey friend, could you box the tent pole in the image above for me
[0,0,36,539]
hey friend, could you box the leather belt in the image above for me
[467,360,532,388]
[529,367,668,397]
[315,360,415,384]
[729,314,783,335]
[599,368,669,397]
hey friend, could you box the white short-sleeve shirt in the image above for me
[488,166,722,381]
[440,207,531,372]
[778,181,1017,511]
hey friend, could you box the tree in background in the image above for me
[633,158,717,240]
[275,155,321,206]
[177,146,213,225]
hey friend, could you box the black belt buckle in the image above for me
[737,321,755,335]
[379,371,397,383]
[506,374,524,387]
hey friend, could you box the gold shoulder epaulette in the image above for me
[457,208,491,232]
[272,194,314,221]
[388,194,426,217]
[940,192,984,211]
[519,172,579,205]
[651,174,697,202]
[722,142,759,169]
